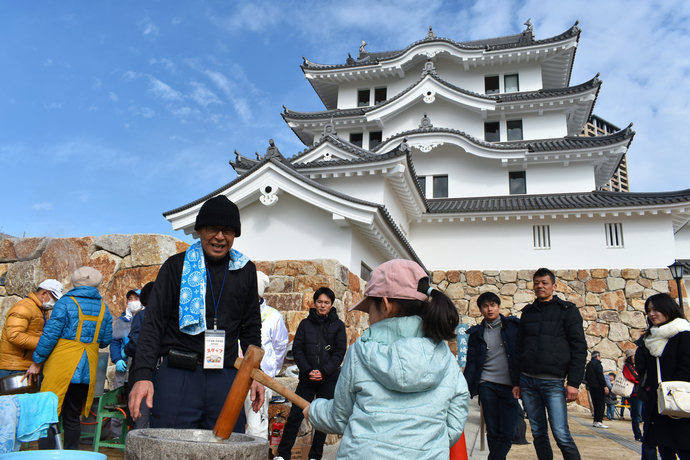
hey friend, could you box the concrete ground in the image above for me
[23,399,645,459]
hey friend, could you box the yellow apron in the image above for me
[41,296,105,416]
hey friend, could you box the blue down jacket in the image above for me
[309,316,469,460]
[33,286,113,384]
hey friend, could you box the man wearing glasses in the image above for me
[129,195,263,431]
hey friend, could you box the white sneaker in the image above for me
[273,457,285,460]
[593,421,609,429]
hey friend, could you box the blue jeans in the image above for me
[0,369,24,378]
[520,375,581,460]
[629,396,642,440]
[606,404,617,420]
[479,382,519,460]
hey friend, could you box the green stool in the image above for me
[93,386,128,452]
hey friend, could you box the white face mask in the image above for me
[127,301,142,313]
[43,297,56,310]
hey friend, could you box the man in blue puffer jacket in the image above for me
[26,267,113,450]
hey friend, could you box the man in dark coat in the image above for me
[585,351,610,428]
[512,268,586,460]
[464,292,520,460]
[128,195,263,431]
[276,287,347,460]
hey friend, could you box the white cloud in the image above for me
[121,70,140,82]
[44,103,62,110]
[203,69,253,123]
[109,92,118,102]
[140,107,155,118]
[88,106,99,111]
[128,47,141,56]
[44,59,53,67]
[189,81,222,107]
[149,57,177,73]
[170,135,190,142]
[92,77,101,89]
[147,76,183,101]
[31,202,53,211]
[138,11,160,39]
[171,17,182,25]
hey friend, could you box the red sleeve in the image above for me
[623,363,639,384]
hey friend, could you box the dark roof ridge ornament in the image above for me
[520,18,535,45]
[421,59,437,77]
[419,112,433,129]
[400,137,411,153]
[624,122,634,137]
[320,116,338,141]
[358,39,369,59]
[346,53,355,65]
[426,26,436,39]
[265,139,281,159]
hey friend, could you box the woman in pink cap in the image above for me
[303,259,469,460]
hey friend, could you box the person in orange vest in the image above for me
[25,267,113,450]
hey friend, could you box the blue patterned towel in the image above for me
[179,241,250,335]
[0,395,19,453]
[16,392,58,442]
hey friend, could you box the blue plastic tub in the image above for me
[0,452,106,459]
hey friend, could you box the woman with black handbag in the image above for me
[636,293,690,459]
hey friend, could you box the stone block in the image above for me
[468,296,480,317]
[0,239,17,262]
[466,270,484,287]
[267,276,294,293]
[652,280,670,293]
[567,293,585,308]
[586,322,609,337]
[630,328,646,341]
[40,237,94,288]
[484,270,499,276]
[576,388,590,409]
[578,270,590,281]
[586,335,602,349]
[625,281,644,299]
[641,269,658,280]
[591,269,608,279]
[658,268,673,281]
[478,284,499,294]
[94,234,132,258]
[465,286,478,296]
[272,260,304,276]
[514,303,529,311]
[631,298,646,311]
[601,290,626,311]
[446,270,461,283]
[499,270,517,283]
[608,322,630,342]
[643,288,658,299]
[621,268,640,280]
[585,292,600,306]
[283,311,309,334]
[601,358,617,374]
[431,270,446,284]
[88,250,122,296]
[104,266,160,316]
[175,241,190,254]
[130,234,179,267]
[598,310,619,322]
[517,270,534,281]
[570,280,586,295]
[514,291,535,304]
[453,299,469,315]
[445,282,465,300]
[14,237,52,261]
[5,259,43,297]
[486,276,496,285]
[264,293,303,312]
[580,306,597,321]
[295,275,335,294]
[669,280,688,299]
[254,261,272,275]
[348,271,361,294]
[586,279,607,293]
[617,341,636,353]
[556,283,573,295]
[499,284,517,296]
[499,295,514,310]
[437,280,449,291]
[556,269,577,281]
[0,263,9,278]
[0,296,22,331]
[638,278,652,289]
[620,311,647,329]
[610,269,621,278]
[593,338,621,359]
[607,277,626,291]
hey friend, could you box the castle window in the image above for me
[374,87,387,104]
[504,74,519,93]
[509,171,526,195]
[369,131,383,149]
[433,175,448,198]
[533,225,551,249]
[418,176,426,196]
[361,262,372,281]
[605,223,624,248]
[485,122,500,142]
[507,120,523,141]
[358,89,370,107]
[350,132,363,147]
[485,76,500,94]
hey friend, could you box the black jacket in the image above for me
[585,358,607,389]
[292,308,347,383]
[636,330,690,450]
[464,315,520,397]
[513,295,586,388]
[130,251,261,383]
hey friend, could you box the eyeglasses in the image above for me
[203,226,236,237]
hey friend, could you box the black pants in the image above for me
[278,378,337,460]
[38,383,89,450]
[658,447,690,459]
[589,387,606,423]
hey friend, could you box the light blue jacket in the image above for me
[309,316,469,460]
[33,286,113,384]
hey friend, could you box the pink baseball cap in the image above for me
[349,259,429,313]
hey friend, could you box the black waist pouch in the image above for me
[167,349,199,371]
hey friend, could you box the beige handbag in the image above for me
[656,357,690,419]
[611,371,635,397]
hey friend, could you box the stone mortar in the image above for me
[125,429,268,460]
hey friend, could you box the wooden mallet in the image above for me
[213,345,310,440]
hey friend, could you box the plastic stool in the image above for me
[93,386,128,452]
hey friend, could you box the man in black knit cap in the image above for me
[128,195,263,431]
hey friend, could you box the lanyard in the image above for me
[206,256,228,331]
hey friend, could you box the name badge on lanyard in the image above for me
[204,329,225,369]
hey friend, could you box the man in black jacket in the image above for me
[276,287,347,460]
[128,195,263,431]
[512,268,586,460]
[585,351,610,428]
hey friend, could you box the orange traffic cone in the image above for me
[450,432,468,460]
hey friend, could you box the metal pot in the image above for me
[0,373,38,395]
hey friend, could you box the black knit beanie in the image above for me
[194,195,241,237]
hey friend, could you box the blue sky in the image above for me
[2,1,689,242]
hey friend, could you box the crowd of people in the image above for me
[2,193,690,460]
